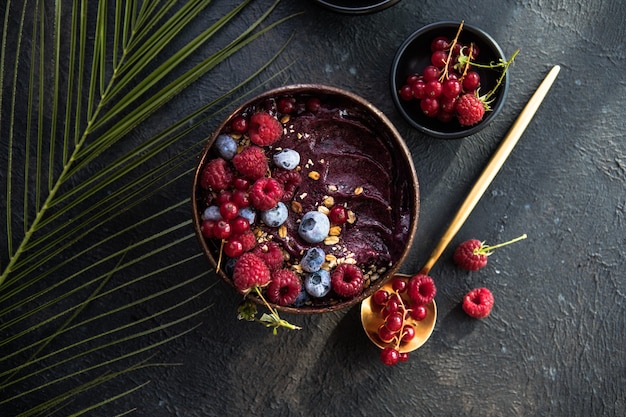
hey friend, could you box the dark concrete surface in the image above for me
[2,0,625,416]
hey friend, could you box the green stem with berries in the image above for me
[238,287,301,334]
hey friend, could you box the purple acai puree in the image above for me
[258,96,412,269]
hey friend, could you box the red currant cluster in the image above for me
[372,274,437,366]
[398,23,517,127]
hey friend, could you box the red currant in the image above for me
[463,71,481,92]
[398,84,413,101]
[424,80,443,98]
[406,73,421,85]
[233,177,250,190]
[437,111,455,123]
[215,191,232,205]
[213,220,232,240]
[329,205,348,224]
[440,95,458,113]
[392,278,407,293]
[431,50,448,68]
[200,220,216,239]
[384,312,404,332]
[422,65,440,82]
[411,80,426,100]
[380,346,400,366]
[442,79,462,99]
[378,324,396,343]
[409,304,428,321]
[231,115,248,133]
[398,352,409,362]
[420,97,439,117]
[430,36,450,52]
[277,97,296,114]
[224,239,244,258]
[231,189,250,208]
[230,216,250,235]
[401,324,415,343]
[306,97,321,112]
[219,202,239,220]
[373,289,389,306]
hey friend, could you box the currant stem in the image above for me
[253,286,301,333]
[439,20,464,82]
[475,233,527,256]
[483,49,520,102]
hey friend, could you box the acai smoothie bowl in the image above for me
[191,85,419,314]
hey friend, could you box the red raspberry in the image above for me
[249,177,284,211]
[248,112,282,146]
[232,253,271,294]
[200,158,233,191]
[453,239,488,271]
[232,145,268,180]
[456,93,486,126]
[252,241,284,271]
[272,169,302,201]
[266,269,302,306]
[234,230,257,252]
[406,274,437,306]
[331,264,364,298]
[462,287,494,318]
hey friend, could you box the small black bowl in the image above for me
[312,0,401,14]
[391,21,510,139]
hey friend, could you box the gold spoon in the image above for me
[361,65,561,353]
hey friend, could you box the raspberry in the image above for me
[266,269,302,306]
[456,93,486,126]
[232,145,268,180]
[248,112,282,146]
[453,239,487,271]
[232,253,271,294]
[331,264,364,298]
[406,274,437,306]
[200,158,233,191]
[234,230,257,252]
[249,177,284,211]
[462,287,494,318]
[454,235,527,271]
[272,169,302,201]
[252,241,284,271]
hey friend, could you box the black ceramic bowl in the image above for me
[192,85,419,314]
[312,0,401,14]
[391,21,510,139]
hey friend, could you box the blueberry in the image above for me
[213,134,237,160]
[261,202,288,227]
[273,148,300,170]
[298,211,330,243]
[202,205,222,221]
[305,269,331,298]
[301,247,325,272]
[293,287,310,307]
[238,207,257,225]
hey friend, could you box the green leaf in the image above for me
[0,0,296,414]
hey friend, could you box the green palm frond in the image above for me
[0,0,296,414]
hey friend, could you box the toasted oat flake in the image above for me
[324,236,340,245]
[347,210,357,224]
[317,205,330,215]
[322,196,334,207]
[354,186,364,195]
[328,184,338,192]
[308,171,320,180]
[278,225,287,238]
[299,192,308,200]
[280,115,290,124]
[329,226,342,236]
[325,254,337,263]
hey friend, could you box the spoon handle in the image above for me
[419,65,561,275]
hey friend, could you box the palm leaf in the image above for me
[0,0,296,414]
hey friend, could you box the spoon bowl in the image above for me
[360,273,436,352]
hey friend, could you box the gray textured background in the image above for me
[3,0,625,416]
